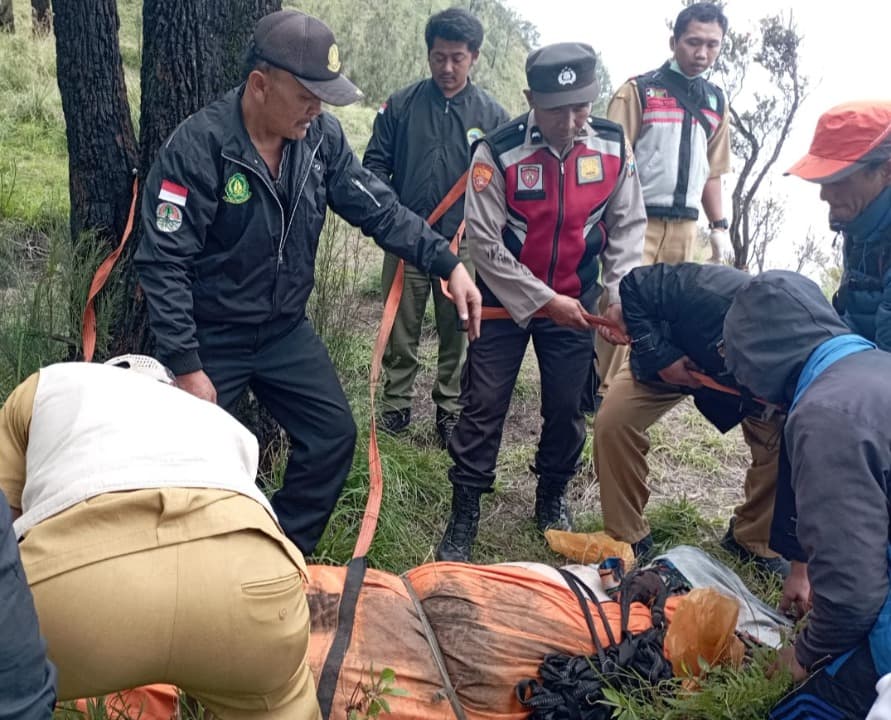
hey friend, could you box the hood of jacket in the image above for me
[722,270,852,403]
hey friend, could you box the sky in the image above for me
[504,0,889,271]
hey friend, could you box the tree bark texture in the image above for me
[138,0,280,170]
[53,0,138,248]
[0,0,14,32]
[31,0,50,34]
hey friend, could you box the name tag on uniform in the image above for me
[577,155,603,184]
[518,164,543,191]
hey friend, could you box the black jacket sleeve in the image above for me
[620,264,688,381]
[134,122,220,375]
[322,115,459,279]
[362,98,396,185]
[787,406,890,669]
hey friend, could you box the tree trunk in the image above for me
[53,0,138,253]
[31,0,50,34]
[0,0,14,33]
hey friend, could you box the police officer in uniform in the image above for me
[436,43,646,562]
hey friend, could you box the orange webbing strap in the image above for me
[82,177,139,362]
[352,170,469,559]
[689,370,741,397]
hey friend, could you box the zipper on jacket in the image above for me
[221,150,285,264]
[547,160,566,287]
[281,136,324,263]
[445,99,450,115]
[352,177,382,208]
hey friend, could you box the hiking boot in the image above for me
[720,518,791,578]
[435,485,482,563]
[631,534,654,562]
[379,408,411,435]
[435,407,459,449]
[534,487,573,532]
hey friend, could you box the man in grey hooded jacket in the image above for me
[723,269,891,719]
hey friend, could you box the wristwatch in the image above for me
[709,218,729,230]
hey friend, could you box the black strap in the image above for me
[650,70,718,141]
[557,569,615,663]
[317,556,368,719]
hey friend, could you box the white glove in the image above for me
[707,228,732,265]
[867,674,891,719]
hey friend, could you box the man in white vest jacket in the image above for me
[0,356,320,719]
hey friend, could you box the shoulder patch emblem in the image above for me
[223,173,252,204]
[577,155,603,184]
[155,202,182,233]
[472,162,494,192]
[466,127,484,145]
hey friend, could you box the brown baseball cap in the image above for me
[786,101,891,183]
[526,43,599,110]
[252,10,363,107]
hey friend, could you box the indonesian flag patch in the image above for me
[471,162,494,192]
[159,179,189,207]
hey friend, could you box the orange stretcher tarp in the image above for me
[66,684,178,718]
[305,562,682,720]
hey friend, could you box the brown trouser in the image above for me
[31,530,321,720]
[596,217,698,396]
[595,364,782,557]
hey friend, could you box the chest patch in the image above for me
[577,155,603,184]
[223,173,252,204]
[518,164,543,191]
[466,127,484,145]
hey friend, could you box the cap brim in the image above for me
[529,84,597,110]
[784,152,861,184]
[297,73,363,107]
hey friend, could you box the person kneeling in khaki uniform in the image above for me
[595,263,788,577]
[0,356,320,720]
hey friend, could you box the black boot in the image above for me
[435,485,482,562]
[534,476,573,532]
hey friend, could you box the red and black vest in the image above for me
[481,114,626,307]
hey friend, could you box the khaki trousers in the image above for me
[31,530,321,720]
[595,364,781,557]
[596,217,699,396]
[380,248,472,414]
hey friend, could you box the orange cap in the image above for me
[786,101,891,183]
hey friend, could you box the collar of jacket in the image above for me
[657,60,710,105]
[425,76,476,107]
[218,84,310,168]
[843,185,891,244]
[524,109,592,156]
[791,334,876,410]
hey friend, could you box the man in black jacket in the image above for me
[595,263,787,575]
[135,10,481,555]
[723,270,890,719]
[363,8,508,446]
